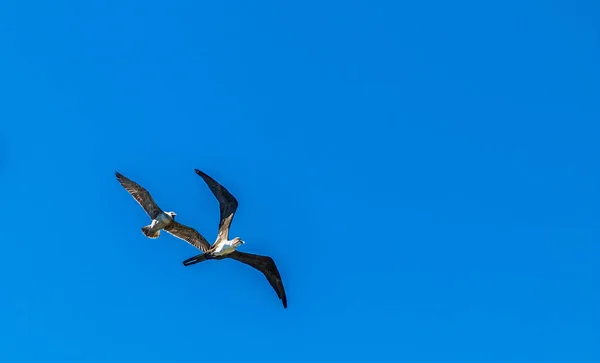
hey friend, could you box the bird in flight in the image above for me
[114,172,212,253]
[176,169,288,309]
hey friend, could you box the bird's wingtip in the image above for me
[115,171,128,181]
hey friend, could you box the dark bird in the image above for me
[176,169,287,309]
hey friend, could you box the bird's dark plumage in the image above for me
[163,221,211,253]
[183,250,287,309]
[185,168,288,309]
[194,168,239,242]
[115,171,162,219]
[227,251,287,308]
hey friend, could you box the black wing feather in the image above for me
[194,169,239,241]
[226,251,287,308]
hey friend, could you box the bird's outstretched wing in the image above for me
[163,221,211,253]
[226,251,287,308]
[194,169,239,242]
[115,171,162,219]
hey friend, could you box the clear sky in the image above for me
[0,0,598,362]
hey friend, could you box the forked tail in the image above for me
[141,225,160,238]
[183,253,209,266]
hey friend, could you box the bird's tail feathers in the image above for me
[141,225,160,238]
[183,253,209,266]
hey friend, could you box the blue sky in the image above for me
[1,0,598,362]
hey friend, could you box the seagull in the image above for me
[174,169,288,309]
[114,172,212,253]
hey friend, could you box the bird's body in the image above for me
[143,211,176,238]
[212,237,244,256]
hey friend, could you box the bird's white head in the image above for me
[166,211,177,219]
[232,237,245,248]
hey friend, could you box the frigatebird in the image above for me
[179,169,287,309]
